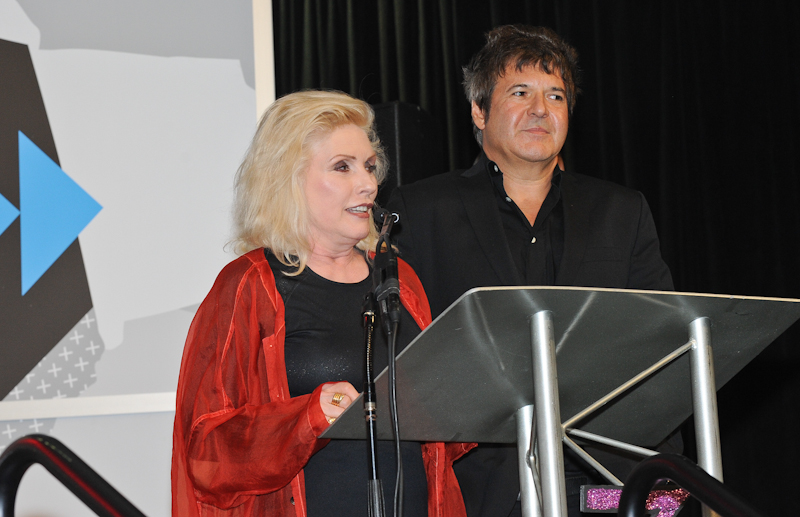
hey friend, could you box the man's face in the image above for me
[472,64,569,174]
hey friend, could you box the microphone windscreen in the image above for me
[372,208,390,225]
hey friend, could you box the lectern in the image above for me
[322,287,800,517]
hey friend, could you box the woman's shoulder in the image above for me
[211,248,276,293]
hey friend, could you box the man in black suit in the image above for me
[386,25,677,517]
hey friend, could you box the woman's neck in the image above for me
[306,247,369,283]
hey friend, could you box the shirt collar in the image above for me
[483,153,563,197]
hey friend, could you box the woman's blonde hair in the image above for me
[231,90,387,273]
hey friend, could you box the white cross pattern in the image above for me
[80,314,96,329]
[86,340,100,355]
[1,309,104,450]
[58,347,73,361]
[2,424,17,440]
[47,363,62,377]
[36,379,51,394]
[68,329,84,346]
[75,357,89,372]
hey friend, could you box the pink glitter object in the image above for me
[585,487,622,511]
[646,489,690,517]
[584,486,690,516]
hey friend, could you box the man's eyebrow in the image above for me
[507,82,530,90]
[506,83,566,92]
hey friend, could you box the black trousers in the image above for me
[507,475,591,517]
[454,443,600,517]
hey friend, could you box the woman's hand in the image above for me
[319,381,360,424]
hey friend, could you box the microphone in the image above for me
[372,208,399,235]
[371,209,401,334]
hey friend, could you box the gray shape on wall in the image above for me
[18,0,255,88]
[84,304,199,397]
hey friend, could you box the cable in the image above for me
[386,321,403,517]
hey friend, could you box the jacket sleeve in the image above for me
[173,257,330,510]
[627,192,674,291]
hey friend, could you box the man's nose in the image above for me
[527,93,547,117]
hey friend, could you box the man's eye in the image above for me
[513,91,526,97]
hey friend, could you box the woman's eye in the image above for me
[366,163,377,173]
[333,161,350,171]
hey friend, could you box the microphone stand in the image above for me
[362,209,403,517]
[362,291,385,517]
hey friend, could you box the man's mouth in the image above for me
[525,126,549,134]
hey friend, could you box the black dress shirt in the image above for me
[487,156,564,285]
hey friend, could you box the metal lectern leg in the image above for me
[689,317,724,517]
[531,311,567,517]
[516,404,542,517]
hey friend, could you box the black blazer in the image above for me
[386,159,677,517]
[386,159,673,318]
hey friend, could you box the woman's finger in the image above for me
[320,382,360,421]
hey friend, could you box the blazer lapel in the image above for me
[557,172,598,285]
[456,162,522,286]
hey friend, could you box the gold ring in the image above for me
[326,415,336,424]
[331,393,345,407]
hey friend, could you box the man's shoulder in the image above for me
[395,168,468,194]
[391,160,488,207]
[561,170,642,203]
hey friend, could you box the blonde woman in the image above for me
[171,90,472,517]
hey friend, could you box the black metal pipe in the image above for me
[0,434,146,517]
[618,454,765,517]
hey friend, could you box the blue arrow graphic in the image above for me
[18,131,102,295]
[0,192,19,236]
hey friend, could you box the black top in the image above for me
[488,156,565,285]
[266,250,428,517]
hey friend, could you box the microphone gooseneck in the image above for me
[362,291,385,517]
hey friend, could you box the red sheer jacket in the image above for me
[172,249,474,516]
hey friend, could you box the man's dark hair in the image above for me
[463,25,581,143]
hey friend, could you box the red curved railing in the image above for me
[0,434,146,517]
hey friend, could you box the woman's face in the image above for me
[304,124,379,254]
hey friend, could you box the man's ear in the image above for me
[471,101,487,130]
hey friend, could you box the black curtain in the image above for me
[273,2,800,515]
